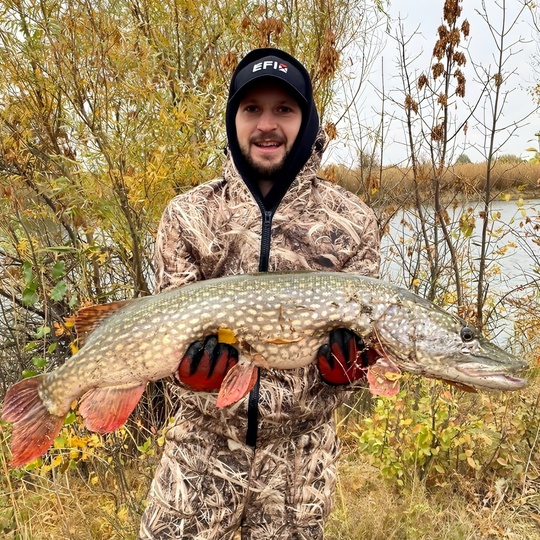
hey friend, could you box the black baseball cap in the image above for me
[228,54,308,109]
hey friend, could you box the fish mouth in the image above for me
[399,343,530,391]
[450,365,528,391]
[404,358,529,391]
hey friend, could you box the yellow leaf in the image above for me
[17,239,29,255]
[52,455,63,468]
[218,327,237,344]
[64,316,76,329]
[117,506,129,523]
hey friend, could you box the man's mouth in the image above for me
[254,141,281,148]
[251,136,285,150]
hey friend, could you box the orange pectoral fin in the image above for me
[79,383,146,433]
[2,376,65,467]
[216,362,259,408]
[367,357,402,398]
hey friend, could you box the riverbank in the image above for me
[324,160,540,206]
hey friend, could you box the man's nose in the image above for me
[256,110,277,131]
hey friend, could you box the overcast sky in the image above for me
[326,0,539,166]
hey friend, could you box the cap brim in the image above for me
[229,72,308,108]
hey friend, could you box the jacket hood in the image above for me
[225,48,320,210]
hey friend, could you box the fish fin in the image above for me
[79,383,146,433]
[216,361,259,408]
[367,357,402,397]
[75,301,130,346]
[1,377,65,467]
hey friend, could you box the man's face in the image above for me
[235,81,302,178]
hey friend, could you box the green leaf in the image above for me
[22,369,37,379]
[22,288,39,306]
[54,434,67,448]
[51,261,66,279]
[64,412,77,425]
[37,246,77,253]
[32,356,47,369]
[22,261,36,285]
[35,326,51,339]
[24,341,38,352]
[50,281,68,301]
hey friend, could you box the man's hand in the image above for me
[177,335,238,391]
[317,328,373,385]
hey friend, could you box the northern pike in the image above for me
[2,271,528,466]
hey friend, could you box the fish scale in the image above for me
[1,271,528,467]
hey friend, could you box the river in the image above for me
[379,198,540,346]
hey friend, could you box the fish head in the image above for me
[374,298,528,391]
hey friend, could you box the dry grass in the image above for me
[0,410,540,540]
[326,371,540,540]
[0,423,150,539]
[0,474,131,539]
[327,456,476,540]
[325,160,540,204]
[327,455,540,540]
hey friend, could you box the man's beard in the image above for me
[243,153,287,179]
[239,138,290,179]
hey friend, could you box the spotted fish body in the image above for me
[2,271,528,466]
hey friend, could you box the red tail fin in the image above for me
[2,377,65,467]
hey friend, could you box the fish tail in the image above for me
[1,377,65,467]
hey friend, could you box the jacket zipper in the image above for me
[246,206,274,449]
[259,210,273,272]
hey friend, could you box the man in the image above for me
[139,48,380,539]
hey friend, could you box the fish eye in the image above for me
[460,326,475,342]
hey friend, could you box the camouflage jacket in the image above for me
[154,139,380,444]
